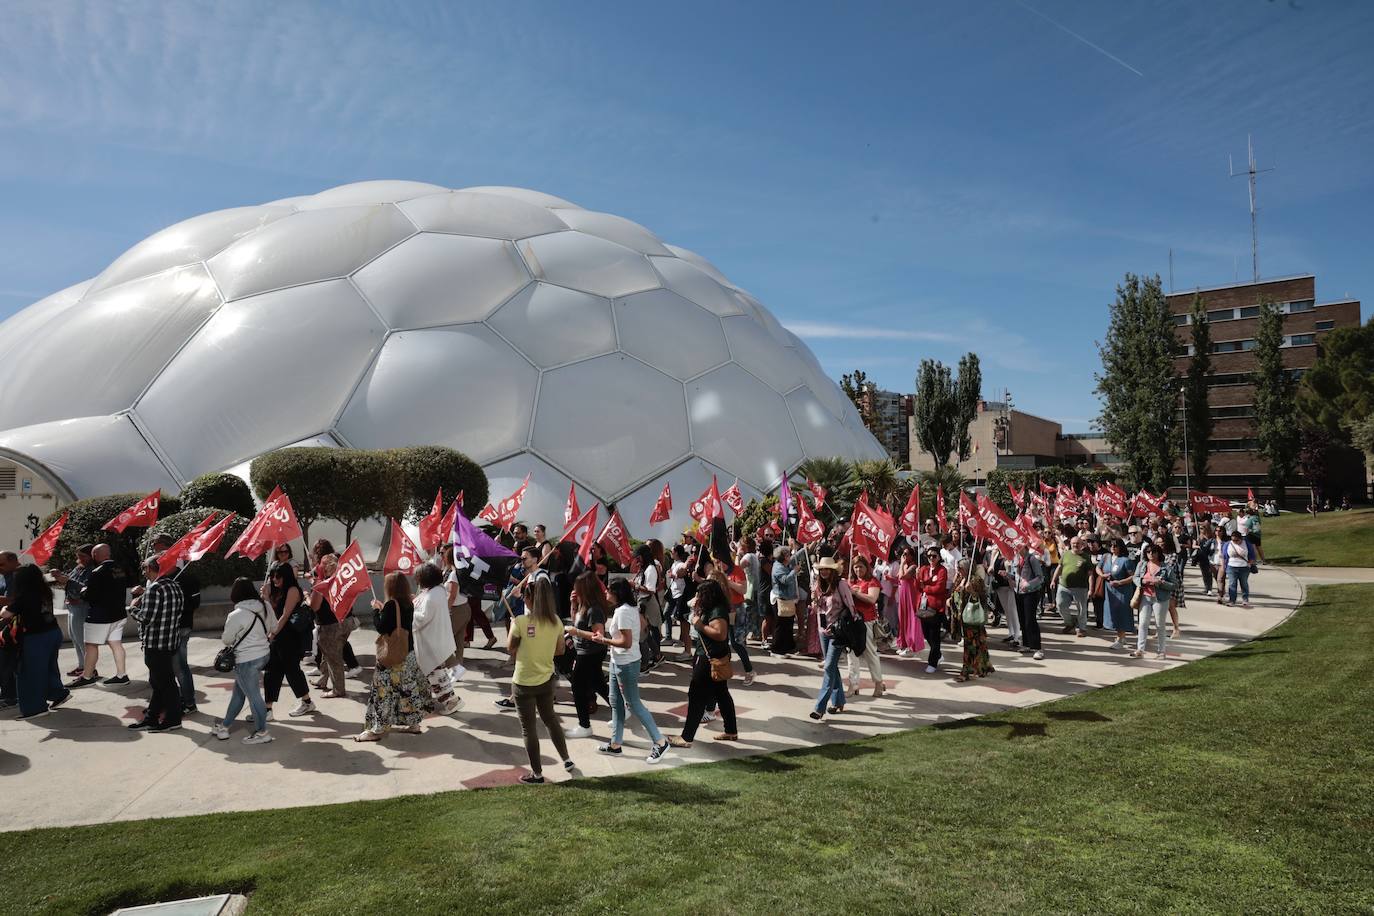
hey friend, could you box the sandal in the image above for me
[397,724,423,734]
[668,736,692,748]
[712,733,738,741]
[953,675,970,683]
[353,730,384,742]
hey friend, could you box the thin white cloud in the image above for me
[1015,1,1144,78]
[784,320,957,343]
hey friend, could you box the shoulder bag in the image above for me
[376,602,411,669]
[213,611,264,672]
[960,594,984,627]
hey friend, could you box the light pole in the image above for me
[1179,383,1191,519]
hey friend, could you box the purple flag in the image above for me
[453,506,518,561]
[778,474,792,525]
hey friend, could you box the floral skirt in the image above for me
[960,624,994,678]
[363,650,432,732]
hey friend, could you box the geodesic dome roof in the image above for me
[0,180,884,536]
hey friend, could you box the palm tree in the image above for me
[796,456,854,522]
[848,459,904,513]
[919,464,968,529]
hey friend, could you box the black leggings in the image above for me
[571,651,609,728]
[513,677,569,775]
[1015,590,1043,650]
[265,627,310,704]
[770,615,796,655]
[920,614,944,667]
[682,655,736,741]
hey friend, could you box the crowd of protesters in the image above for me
[0,495,1273,780]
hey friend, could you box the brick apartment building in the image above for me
[859,386,913,467]
[1167,274,1363,503]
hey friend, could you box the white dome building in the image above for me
[0,181,884,537]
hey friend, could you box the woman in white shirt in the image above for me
[572,578,670,763]
[211,578,277,745]
[412,563,458,687]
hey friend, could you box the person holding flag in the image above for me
[262,563,315,721]
[357,569,434,742]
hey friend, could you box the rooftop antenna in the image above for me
[1168,248,1174,292]
[1229,134,1273,282]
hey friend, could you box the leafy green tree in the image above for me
[1297,425,1334,506]
[1185,294,1213,489]
[796,456,853,521]
[384,446,489,522]
[1095,273,1179,493]
[847,459,904,513]
[1296,320,1374,438]
[918,465,967,528]
[178,472,257,518]
[139,510,264,586]
[250,448,338,548]
[1254,300,1300,505]
[38,492,182,578]
[839,369,874,427]
[913,353,982,469]
[322,450,406,544]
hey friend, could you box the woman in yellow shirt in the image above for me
[508,577,572,784]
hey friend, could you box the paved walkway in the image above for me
[1274,565,1374,585]
[1,567,1303,831]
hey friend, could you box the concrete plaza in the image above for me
[1,568,1302,831]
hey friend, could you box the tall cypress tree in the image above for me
[1253,300,1299,505]
[1095,273,1180,492]
[1185,294,1213,489]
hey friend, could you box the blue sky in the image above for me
[2,0,1371,430]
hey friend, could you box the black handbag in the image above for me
[213,611,264,672]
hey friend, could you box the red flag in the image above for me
[1056,483,1078,508]
[564,484,581,529]
[807,479,827,509]
[649,482,673,525]
[596,508,633,567]
[850,494,896,560]
[1189,490,1231,516]
[936,486,948,534]
[563,504,599,565]
[688,520,708,544]
[417,490,445,554]
[958,490,978,534]
[1008,482,1025,511]
[227,486,301,559]
[492,474,530,530]
[1015,512,1040,545]
[22,512,67,566]
[1100,481,1127,499]
[322,541,371,621]
[227,486,277,559]
[722,480,744,516]
[188,512,236,562]
[689,477,724,524]
[383,519,425,576]
[102,490,161,533]
[1038,480,1056,495]
[477,503,499,524]
[795,495,826,546]
[157,512,218,577]
[899,483,922,537]
[1246,487,1256,504]
[976,493,1028,561]
[438,499,459,547]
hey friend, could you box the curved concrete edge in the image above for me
[0,565,1310,831]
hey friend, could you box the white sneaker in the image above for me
[242,730,274,745]
[701,709,716,724]
[1109,639,1123,650]
[565,725,593,739]
[247,708,275,722]
[742,672,755,687]
[924,665,937,674]
[896,648,911,658]
[210,723,230,740]
[346,666,364,679]
[288,699,317,717]
[1032,650,1045,661]
[1155,652,1167,660]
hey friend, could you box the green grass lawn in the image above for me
[1262,507,1374,567]
[4,585,1373,916]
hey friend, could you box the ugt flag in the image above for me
[23,512,67,567]
[103,490,161,533]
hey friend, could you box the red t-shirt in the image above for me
[727,567,746,607]
[850,577,879,622]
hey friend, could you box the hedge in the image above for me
[321,449,407,543]
[385,446,488,521]
[249,448,339,547]
[38,492,182,578]
[178,472,257,518]
[138,509,264,587]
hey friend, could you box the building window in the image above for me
[1209,438,1260,453]
[1206,372,1251,387]
[1288,334,1315,346]
[1238,305,1260,318]
[1287,299,1315,313]
[1210,405,1255,418]
[1174,344,1191,357]
[1170,313,1189,326]
[1315,320,1335,331]
[1206,308,1234,322]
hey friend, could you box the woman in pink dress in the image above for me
[895,546,925,657]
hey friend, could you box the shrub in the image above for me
[138,510,264,587]
[178,472,256,517]
[385,446,489,521]
[38,491,182,578]
[249,448,339,546]
[324,449,407,542]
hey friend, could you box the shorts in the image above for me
[1246,532,1262,546]
[84,618,126,644]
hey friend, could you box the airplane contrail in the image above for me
[1015,1,1145,78]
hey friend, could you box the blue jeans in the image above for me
[18,627,67,716]
[730,609,754,673]
[609,661,664,745]
[814,633,846,714]
[1226,566,1251,603]
[67,603,88,669]
[175,627,195,707]
[223,654,269,733]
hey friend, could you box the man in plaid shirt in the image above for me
[129,555,185,732]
